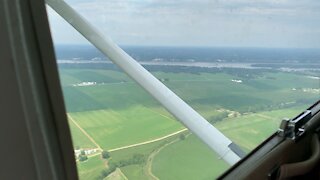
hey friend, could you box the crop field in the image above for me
[69,106,183,149]
[74,106,308,180]
[152,134,229,180]
[105,168,128,180]
[68,119,96,149]
[77,156,106,180]
[151,107,307,179]
[58,67,319,180]
[215,107,306,151]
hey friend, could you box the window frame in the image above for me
[0,0,77,179]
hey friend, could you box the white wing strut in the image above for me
[46,0,241,165]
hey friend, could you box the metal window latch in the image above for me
[278,110,312,141]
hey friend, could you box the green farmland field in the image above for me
[215,107,306,151]
[69,106,183,150]
[152,134,229,180]
[68,119,96,149]
[58,67,319,180]
[151,107,305,179]
[77,155,106,180]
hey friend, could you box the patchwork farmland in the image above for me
[58,68,319,180]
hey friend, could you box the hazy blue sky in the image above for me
[47,0,320,48]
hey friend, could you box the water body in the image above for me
[55,45,320,71]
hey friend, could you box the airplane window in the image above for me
[46,0,320,179]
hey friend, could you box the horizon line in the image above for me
[53,43,320,50]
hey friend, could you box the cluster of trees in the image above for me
[78,150,110,163]
[235,99,316,115]
[98,153,146,179]
[78,155,88,162]
[252,63,320,69]
[78,150,88,162]
[204,101,303,124]
[101,150,110,159]
[179,134,186,140]
[98,163,117,180]
[208,112,229,124]
[143,64,273,79]
[115,154,146,168]
[239,102,299,114]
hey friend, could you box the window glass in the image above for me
[47,1,320,179]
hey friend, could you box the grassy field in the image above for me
[68,119,96,149]
[60,70,319,113]
[215,106,306,151]
[152,134,229,180]
[111,134,182,179]
[120,165,145,180]
[69,106,183,150]
[77,155,106,180]
[151,107,307,179]
[74,106,310,180]
[105,168,128,180]
[74,123,184,180]
[58,68,319,180]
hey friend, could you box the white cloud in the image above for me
[47,0,320,48]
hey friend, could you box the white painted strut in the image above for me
[46,0,241,165]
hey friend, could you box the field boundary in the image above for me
[146,133,192,180]
[118,168,129,180]
[106,168,128,180]
[256,113,277,120]
[143,106,177,121]
[68,114,103,151]
[109,128,188,152]
[145,139,179,180]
